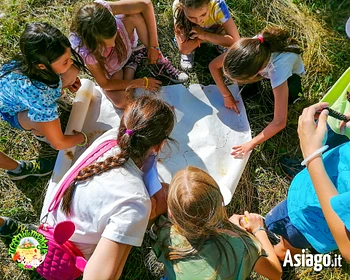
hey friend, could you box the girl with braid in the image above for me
[0,95,176,279]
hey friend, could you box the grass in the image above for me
[1,0,350,279]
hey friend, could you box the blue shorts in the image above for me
[265,200,313,250]
[0,111,24,130]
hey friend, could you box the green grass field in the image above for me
[1,0,350,279]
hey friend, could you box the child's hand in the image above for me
[339,112,350,135]
[231,141,254,158]
[223,95,240,114]
[67,77,81,93]
[146,78,162,92]
[190,26,205,40]
[148,47,160,64]
[229,214,246,230]
[298,102,328,160]
[240,211,265,234]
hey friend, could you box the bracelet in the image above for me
[148,45,160,52]
[143,77,149,89]
[252,225,267,235]
[77,131,88,147]
[301,145,328,166]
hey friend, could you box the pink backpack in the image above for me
[37,139,117,280]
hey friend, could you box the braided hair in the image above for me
[61,95,176,214]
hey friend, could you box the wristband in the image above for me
[77,131,88,147]
[143,77,149,89]
[301,145,328,166]
[148,45,160,51]
[252,225,266,235]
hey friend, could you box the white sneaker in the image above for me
[180,51,195,71]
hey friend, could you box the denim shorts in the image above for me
[265,199,313,249]
[0,111,24,130]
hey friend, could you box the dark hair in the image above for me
[174,0,210,41]
[70,2,127,77]
[1,22,87,88]
[61,95,176,215]
[159,166,261,279]
[223,27,302,84]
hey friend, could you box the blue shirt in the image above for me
[0,62,61,122]
[288,141,350,253]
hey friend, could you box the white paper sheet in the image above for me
[52,83,251,205]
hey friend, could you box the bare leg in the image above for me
[274,237,303,261]
[0,151,18,170]
[104,70,134,109]
[121,13,150,47]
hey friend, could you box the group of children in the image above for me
[0,0,349,279]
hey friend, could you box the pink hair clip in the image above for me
[257,35,264,43]
[125,129,134,136]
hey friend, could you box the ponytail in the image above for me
[61,95,176,215]
[223,26,302,83]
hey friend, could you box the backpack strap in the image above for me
[48,139,117,212]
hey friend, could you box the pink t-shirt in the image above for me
[69,0,137,76]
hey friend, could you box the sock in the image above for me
[8,161,23,174]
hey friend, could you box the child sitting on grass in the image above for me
[0,22,88,180]
[152,166,282,280]
[173,0,240,73]
[70,0,188,109]
[211,27,305,156]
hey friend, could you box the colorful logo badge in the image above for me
[9,230,48,270]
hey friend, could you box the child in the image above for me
[266,103,350,262]
[1,95,176,279]
[70,0,188,109]
[217,27,305,156]
[152,166,282,280]
[0,23,89,179]
[173,0,240,71]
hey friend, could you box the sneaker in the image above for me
[125,45,148,71]
[0,217,37,238]
[6,158,55,180]
[57,92,74,112]
[150,58,189,83]
[180,51,195,71]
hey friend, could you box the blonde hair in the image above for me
[165,166,262,279]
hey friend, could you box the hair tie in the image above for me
[257,35,264,43]
[125,129,134,136]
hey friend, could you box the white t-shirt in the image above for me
[259,52,305,89]
[41,128,151,259]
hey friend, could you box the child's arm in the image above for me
[83,237,132,280]
[209,54,239,113]
[190,18,239,47]
[174,28,202,55]
[298,103,350,262]
[87,63,161,92]
[242,212,282,280]
[107,0,158,48]
[231,81,289,157]
[18,111,85,149]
